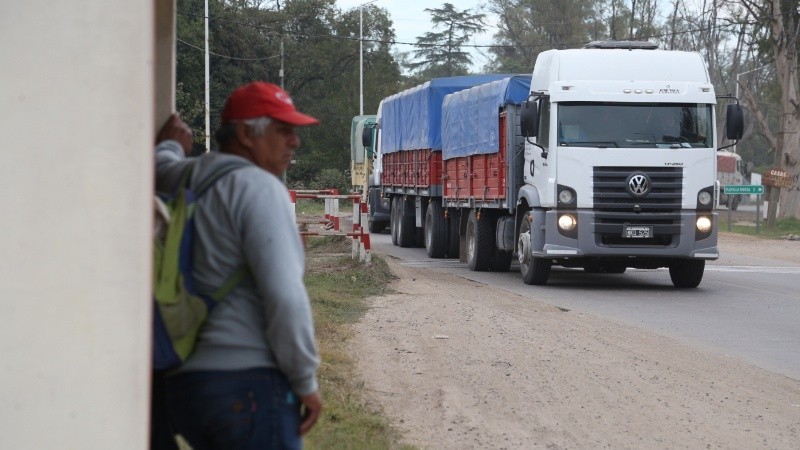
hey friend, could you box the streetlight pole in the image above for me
[359,0,378,116]
[204,0,210,152]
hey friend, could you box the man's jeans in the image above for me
[165,368,301,450]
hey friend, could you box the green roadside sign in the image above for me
[723,185,764,195]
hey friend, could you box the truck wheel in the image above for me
[425,201,447,258]
[397,196,416,248]
[518,212,551,285]
[390,197,399,246]
[466,209,494,271]
[446,210,460,259]
[669,259,705,288]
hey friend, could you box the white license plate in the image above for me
[623,226,652,238]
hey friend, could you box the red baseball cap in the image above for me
[221,82,319,126]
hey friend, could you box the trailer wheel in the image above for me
[518,211,551,285]
[390,197,399,246]
[425,201,448,258]
[669,259,705,288]
[466,209,494,271]
[397,196,416,248]
[446,210,460,259]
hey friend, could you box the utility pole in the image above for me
[204,0,210,152]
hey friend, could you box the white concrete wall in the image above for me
[0,1,157,448]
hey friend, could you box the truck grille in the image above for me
[592,167,683,246]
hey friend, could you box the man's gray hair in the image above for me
[215,116,272,149]
[243,116,272,136]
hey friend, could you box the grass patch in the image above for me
[295,198,326,216]
[303,237,412,450]
[718,216,800,239]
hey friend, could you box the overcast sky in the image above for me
[335,0,501,71]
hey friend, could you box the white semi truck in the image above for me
[371,41,744,288]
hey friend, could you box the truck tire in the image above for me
[446,210,460,259]
[466,209,494,271]
[518,211,551,285]
[390,197,399,246]
[397,196,416,248]
[425,201,448,258]
[668,259,705,288]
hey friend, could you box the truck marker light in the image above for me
[558,189,574,204]
[696,216,712,233]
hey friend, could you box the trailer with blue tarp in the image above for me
[375,74,514,250]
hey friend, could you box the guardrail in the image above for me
[289,189,371,263]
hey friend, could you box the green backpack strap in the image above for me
[211,267,251,301]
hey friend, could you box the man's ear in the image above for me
[235,122,254,148]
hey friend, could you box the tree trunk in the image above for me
[769,0,800,221]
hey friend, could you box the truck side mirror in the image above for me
[520,101,539,138]
[362,125,374,148]
[725,104,744,140]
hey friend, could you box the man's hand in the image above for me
[298,391,323,436]
[156,114,193,156]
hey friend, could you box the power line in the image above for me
[177,38,280,61]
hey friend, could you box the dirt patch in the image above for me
[350,237,800,449]
[719,231,800,264]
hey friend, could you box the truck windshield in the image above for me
[557,102,713,148]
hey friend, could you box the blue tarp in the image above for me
[442,75,532,159]
[379,75,515,154]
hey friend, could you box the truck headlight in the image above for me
[558,214,577,231]
[696,216,712,233]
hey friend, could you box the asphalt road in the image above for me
[370,231,800,381]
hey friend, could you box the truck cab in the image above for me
[518,41,744,287]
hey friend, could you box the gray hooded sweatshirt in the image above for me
[155,140,319,396]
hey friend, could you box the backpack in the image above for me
[152,161,249,371]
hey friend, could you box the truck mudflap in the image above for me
[532,209,719,264]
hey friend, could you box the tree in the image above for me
[174,0,403,188]
[486,0,596,73]
[407,3,486,77]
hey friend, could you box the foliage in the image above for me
[719,216,800,239]
[175,0,402,175]
[407,3,486,77]
[486,0,596,73]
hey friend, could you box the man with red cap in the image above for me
[155,81,322,449]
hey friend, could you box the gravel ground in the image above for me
[350,233,800,449]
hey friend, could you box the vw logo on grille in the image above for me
[627,173,651,196]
